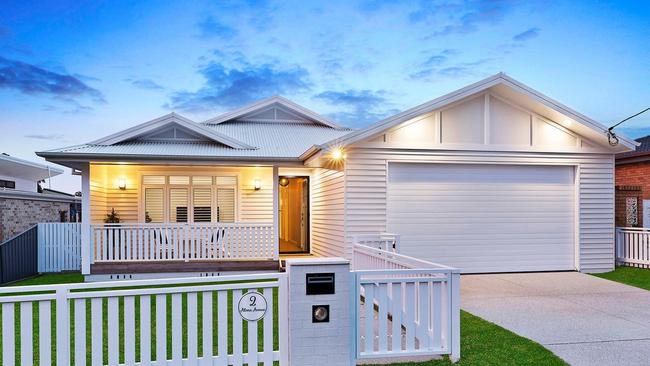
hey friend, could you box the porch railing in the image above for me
[352,243,461,361]
[616,227,650,268]
[91,222,276,262]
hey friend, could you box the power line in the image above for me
[606,107,650,146]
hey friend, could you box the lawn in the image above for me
[593,265,650,291]
[369,311,567,366]
[3,274,567,366]
[1,273,279,365]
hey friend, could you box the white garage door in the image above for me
[387,163,575,273]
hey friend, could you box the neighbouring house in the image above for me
[0,153,81,241]
[615,134,650,227]
[37,73,635,279]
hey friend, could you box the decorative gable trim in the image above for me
[90,113,255,149]
[203,96,342,129]
[322,73,637,150]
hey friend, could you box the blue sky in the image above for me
[1,0,649,192]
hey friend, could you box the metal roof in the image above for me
[0,153,64,180]
[41,122,352,159]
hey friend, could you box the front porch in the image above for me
[80,163,340,277]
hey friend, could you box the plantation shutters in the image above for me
[141,175,237,223]
[216,187,235,222]
[144,188,164,223]
[169,188,188,223]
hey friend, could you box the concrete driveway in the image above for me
[462,272,650,366]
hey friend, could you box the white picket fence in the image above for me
[37,223,82,272]
[352,244,460,361]
[616,227,650,268]
[352,233,401,252]
[91,223,276,262]
[0,272,288,366]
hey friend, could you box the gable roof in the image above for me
[320,73,637,151]
[37,99,351,166]
[90,113,255,149]
[203,96,342,128]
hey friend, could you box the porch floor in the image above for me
[90,259,280,274]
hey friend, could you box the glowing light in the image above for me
[118,178,127,190]
[254,178,262,190]
[279,177,290,187]
[330,147,346,161]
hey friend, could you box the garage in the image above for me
[387,163,576,273]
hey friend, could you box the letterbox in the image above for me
[305,273,335,295]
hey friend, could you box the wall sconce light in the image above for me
[254,178,262,190]
[329,147,346,161]
[118,178,126,190]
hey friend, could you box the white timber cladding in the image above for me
[311,168,346,257]
[344,148,615,273]
[387,163,576,273]
[88,165,273,224]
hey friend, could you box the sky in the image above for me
[0,0,649,193]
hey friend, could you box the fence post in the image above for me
[278,273,289,366]
[56,286,70,365]
[450,271,461,362]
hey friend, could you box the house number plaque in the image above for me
[238,291,268,321]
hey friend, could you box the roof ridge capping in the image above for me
[322,72,638,150]
[202,96,344,129]
[89,112,256,150]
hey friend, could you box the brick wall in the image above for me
[615,186,642,227]
[0,198,70,242]
[615,162,650,199]
[615,162,650,228]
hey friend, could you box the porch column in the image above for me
[273,165,279,260]
[80,163,91,275]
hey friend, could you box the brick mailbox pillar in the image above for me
[285,258,354,366]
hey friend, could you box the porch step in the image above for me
[91,259,280,275]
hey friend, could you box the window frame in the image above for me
[140,174,239,224]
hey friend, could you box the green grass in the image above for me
[1,273,279,365]
[593,266,650,291]
[371,311,567,366]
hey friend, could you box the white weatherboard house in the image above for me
[38,73,635,278]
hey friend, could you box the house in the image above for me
[37,73,635,279]
[614,134,650,227]
[0,153,80,241]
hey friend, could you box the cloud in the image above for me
[409,58,491,80]
[314,89,397,127]
[167,60,311,112]
[25,133,66,141]
[513,27,540,42]
[411,0,516,36]
[421,49,459,68]
[0,56,105,103]
[197,16,237,39]
[127,78,164,90]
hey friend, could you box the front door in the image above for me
[279,176,310,253]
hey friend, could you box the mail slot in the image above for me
[306,273,335,295]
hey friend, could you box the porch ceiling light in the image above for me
[254,178,262,190]
[118,178,127,190]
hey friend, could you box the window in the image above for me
[142,174,237,223]
[0,179,16,189]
